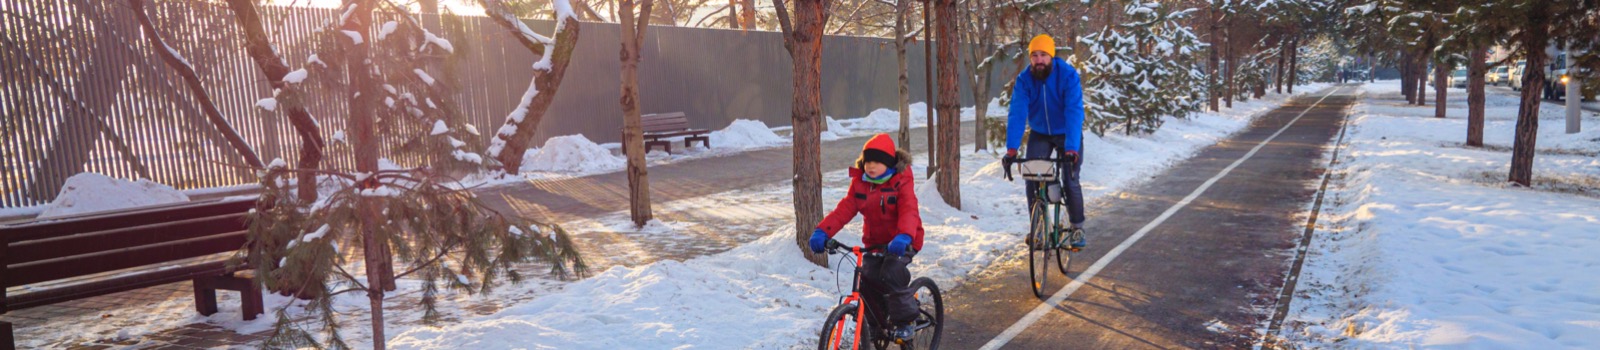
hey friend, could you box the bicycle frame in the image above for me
[826,241,870,349]
[1004,156,1073,248]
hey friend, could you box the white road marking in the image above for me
[979,86,1346,350]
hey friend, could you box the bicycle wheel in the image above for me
[901,277,944,350]
[1028,201,1052,299]
[818,303,869,350]
[1056,222,1074,277]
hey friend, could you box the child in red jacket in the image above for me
[808,133,924,342]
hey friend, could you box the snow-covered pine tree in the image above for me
[238,2,586,349]
[1232,41,1278,102]
[1295,34,1339,83]
[1078,0,1205,136]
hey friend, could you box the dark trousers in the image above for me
[1024,131,1086,226]
[861,254,919,330]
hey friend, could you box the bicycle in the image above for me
[1003,155,1083,298]
[816,239,944,350]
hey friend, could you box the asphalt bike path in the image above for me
[939,86,1357,349]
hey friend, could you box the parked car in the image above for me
[1450,68,1468,88]
[1489,66,1509,85]
[1509,60,1526,90]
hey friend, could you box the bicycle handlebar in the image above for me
[825,239,911,257]
[1001,155,1075,182]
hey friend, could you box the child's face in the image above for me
[863,161,888,177]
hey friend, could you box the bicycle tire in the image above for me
[1028,202,1051,299]
[901,277,944,350]
[1056,227,1077,276]
[818,303,868,350]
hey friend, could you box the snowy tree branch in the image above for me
[128,0,265,170]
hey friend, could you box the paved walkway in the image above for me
[475,121,976,271]
[937,85,1356,349]
[2,121,977,348]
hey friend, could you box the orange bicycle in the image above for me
[816,239,944,350]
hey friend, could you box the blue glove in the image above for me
[887,234,913,256]
[809,229,829,253]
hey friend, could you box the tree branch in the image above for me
[638,0,655,43]
[772,0,797,56]
[128,0,264,170]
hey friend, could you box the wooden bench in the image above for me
[623,112,710,154]
[1,197,264,349]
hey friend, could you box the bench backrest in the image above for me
[641,112,690,133]
[0,197,257,289]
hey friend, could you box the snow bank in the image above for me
[39,173,189,218]
[383,85,1334,349]
[708,119,786,148]
[1283,80,1600,348]
[519,135,626,173]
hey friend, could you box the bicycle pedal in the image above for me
[1067,247,1081,252]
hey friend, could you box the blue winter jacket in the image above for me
[1007,57,1086,152]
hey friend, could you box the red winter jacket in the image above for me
[816,150,925,252]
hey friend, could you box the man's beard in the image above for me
[1030,63,1051,80]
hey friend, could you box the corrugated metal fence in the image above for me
[0,0,1005,208]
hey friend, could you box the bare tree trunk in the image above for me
[1510,4,1552,187]
[1402,52,1416,103]
[1223,16,1234,108]
[620,0,656,227]
[934,0,960,208]
[129,0,264,171]
[1467,46,1487,147]
[895,0,911,148]
[337,0,386,347]
[1275,37,1285,94]
[1208,9,1220,111]
[923,1,937,178]
[481,0,583,174]
[225,0,325,204]
[1434,60,1447,118]
[1288,37,1298,94]
[773,0,830,266]
[1414,38,1431,106]
[741,0,757,29]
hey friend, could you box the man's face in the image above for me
[1030,51,1051,71]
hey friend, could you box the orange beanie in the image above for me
[1028,34,1055,57]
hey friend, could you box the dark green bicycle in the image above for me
[1003,156,1083,298]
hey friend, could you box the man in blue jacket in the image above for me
[1004,34,1088,249]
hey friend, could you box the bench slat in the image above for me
[6,212,248,265]
[642,130,710,139]
[4,261,228,311]
[642,121,689,132]
[0,198,256,243]
[6,232,246,287]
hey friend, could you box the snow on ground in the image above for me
[1281,80,1600,349]
[709,119,787,148]
[379,86,1331,348]
[36,172,190,218]
[11,84,1335,348]
[518,135,627,173]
